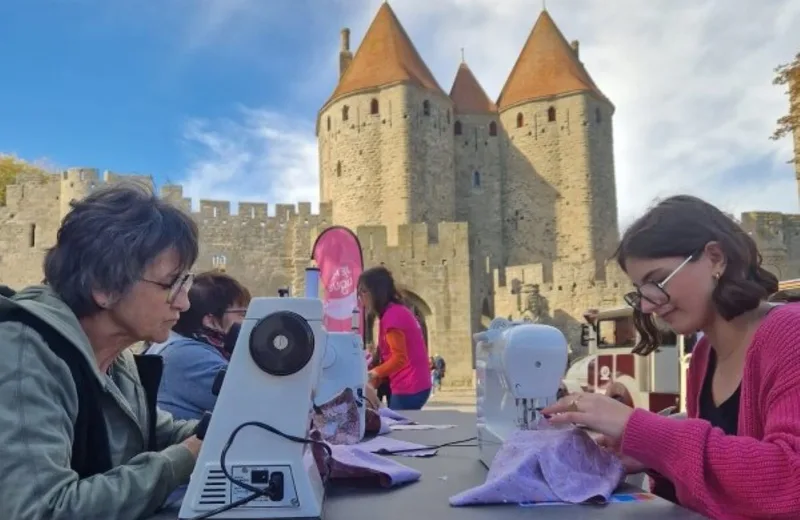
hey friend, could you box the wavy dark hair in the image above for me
[615,195,778,355]
[173,271,251,337]
[44,182,199,318]
[357,266,403,317]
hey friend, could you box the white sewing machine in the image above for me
[315,330,368,439]
[179,297,328,520]
[474,317,569,468]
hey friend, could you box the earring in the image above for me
[713,272,721,281]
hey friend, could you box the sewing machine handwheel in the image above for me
[194,412,212,440]
[249,311,315,376]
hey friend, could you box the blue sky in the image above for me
[1,0,799,226]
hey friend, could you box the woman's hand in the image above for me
[595,434,648,474]
[542,391,635,443]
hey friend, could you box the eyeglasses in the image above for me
[142,272,194,305]
[623,255,695,311]
[225,308,247,315]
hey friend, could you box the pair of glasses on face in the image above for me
[623,254,695,311]
[142,272,195,305]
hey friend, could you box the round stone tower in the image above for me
[497,10,619,267]
[60,167,100,220]
[317,2,455,243]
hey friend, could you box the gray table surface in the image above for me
[151,408,708,520]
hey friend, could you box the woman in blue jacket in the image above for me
[147,271,251,420]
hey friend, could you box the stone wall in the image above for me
[453,111,504,334]
[492,260,629,357]
[158,185,333,298]
[355,221,474,386]
[317,84,457,244]
[498,92,619,267]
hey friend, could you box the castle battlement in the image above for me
[493,260,629,293]
[159,184,331,224]
[357,221,470,266]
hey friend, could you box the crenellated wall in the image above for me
[355,221,474,385]
[492,260,629,356]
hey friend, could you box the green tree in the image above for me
[772,52,800,142]
[0,154,51,205]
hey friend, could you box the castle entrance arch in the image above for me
[399,289,431,351]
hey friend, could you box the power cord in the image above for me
[372,436,478,455]
[187,421,333,520]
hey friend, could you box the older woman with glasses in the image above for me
[0,183,202,520]
[543,195,800,519]
[145,271,252,421]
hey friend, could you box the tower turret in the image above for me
[497,10,618,269]
[60,167,99,219]
[317,2,455,243]
[450,58,503,330]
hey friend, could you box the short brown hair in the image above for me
[358,266,403,317]
[615,195,778,355]
[173,271,251,336]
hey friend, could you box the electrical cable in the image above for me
[186,421,333,520]
[372,436,478,455]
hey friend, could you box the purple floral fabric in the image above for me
[310,387,362,445]
[449,425,625,506]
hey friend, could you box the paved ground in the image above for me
[426,387,476,413]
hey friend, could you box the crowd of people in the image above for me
[1,182,799,519]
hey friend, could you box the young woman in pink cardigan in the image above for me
[543,195,800,520]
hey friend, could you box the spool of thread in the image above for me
[305,267,320,299]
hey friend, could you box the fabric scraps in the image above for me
[365,407,383,437]
[310,387,363,445]
[378,408,414,424]
[449,425,624,506]
[310,432,421,488]
[358,436,438,457]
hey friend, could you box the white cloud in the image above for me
[180,0,800,228]
[176,108,318,214]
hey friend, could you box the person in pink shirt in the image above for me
[544,195,800,520]
[358,266,432,410]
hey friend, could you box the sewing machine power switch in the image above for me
[211,368,226,397]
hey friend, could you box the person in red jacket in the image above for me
[544,194,800,520]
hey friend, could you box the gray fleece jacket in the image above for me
[0,285,198,520]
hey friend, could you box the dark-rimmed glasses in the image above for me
[142,272,194,305]
[623,255,695,311]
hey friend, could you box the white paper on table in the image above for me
[390,423,457,431]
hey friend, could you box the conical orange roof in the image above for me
[450,62,497,114]
[496,10,608,110]
[328,3,445,103]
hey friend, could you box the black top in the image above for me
[653,348,741,504]
[699,349,741,435]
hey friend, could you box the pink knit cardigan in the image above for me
[621,303,800,519]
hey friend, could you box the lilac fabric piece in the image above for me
[378,408,414,424]
[378,416,392,435]
[329,445,422,486]
[311,431,422,488]
[449,426,625,506]
[358,436,438,457]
